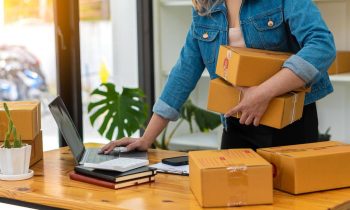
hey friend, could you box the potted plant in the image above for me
[88,83,221,150]
[0,102,33,180]
[154,99,221,150]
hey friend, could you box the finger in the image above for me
[245,114,255,126]
[253,116,261,127]
[224,105,241,118]
[239,112,249,124]
[100,141,116,152]
[104,139,133,154]
[114,138,134,147]
[236,86,244,91]
[126,141,140,152]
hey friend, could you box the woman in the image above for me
[101,0,336,153]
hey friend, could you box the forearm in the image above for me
[141,113,170,146]
[258,68,306,99]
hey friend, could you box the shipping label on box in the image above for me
[0,101,41,140]
[215,46,291,86]
[189,149,273,207]
[207,78,305,129]
[257,141,350,194]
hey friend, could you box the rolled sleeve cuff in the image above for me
[282,55,320,86]
[152,99,180,121]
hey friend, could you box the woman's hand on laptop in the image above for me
[100,137,152,154]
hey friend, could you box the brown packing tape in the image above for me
[288,92,298,124]
[226,164,248,206]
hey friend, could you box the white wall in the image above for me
[110,0,139,89]
[316,0,350,142]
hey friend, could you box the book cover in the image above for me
[74,165,156,182]
[69,172,155,190]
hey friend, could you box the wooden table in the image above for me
[0,144,349,210]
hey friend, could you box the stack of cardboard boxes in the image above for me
[189,46,350,208]
[0,101,43,166]
[207,46,307,129]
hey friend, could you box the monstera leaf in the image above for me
[181,100,221,133]
[88,83,148,140]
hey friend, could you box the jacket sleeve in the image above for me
[152,21,205,121]
[282,0,336,86]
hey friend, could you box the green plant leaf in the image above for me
[3,103,12,148]
[180,100,194,133]
[4,102,11,120]
[4,130,12,148]
[180,99,221,133]
[192,107,221,132]
[88,83,148,140]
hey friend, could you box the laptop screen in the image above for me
[48,96,84,164]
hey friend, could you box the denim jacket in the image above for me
[153,0,336,121]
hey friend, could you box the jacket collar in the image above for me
[210,2,227,14]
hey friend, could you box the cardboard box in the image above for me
[207,78,305,129]
[189,149,273,207]
[215,46,291,86]
[257,141,350,194]
[23,131,43,166]
[0,101,41,140]
[328,51,350,75]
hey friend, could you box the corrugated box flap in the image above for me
[0,101,39,111]
[259,141,350,158]
[190,149,270,169]
[223,46,291,60]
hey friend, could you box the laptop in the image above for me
[48,96,147,165]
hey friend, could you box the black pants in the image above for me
[221,103,319,150]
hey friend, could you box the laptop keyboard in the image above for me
[82,148,116,164]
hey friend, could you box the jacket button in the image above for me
[268,20,274,27]
[203,32,209,39]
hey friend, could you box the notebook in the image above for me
[74,165,156,183]
[83,158,149,172]
[69,172,155,190]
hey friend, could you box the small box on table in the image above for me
[257,141,350,194]
[189,149,273,207]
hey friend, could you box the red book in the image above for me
[69,172,155,190]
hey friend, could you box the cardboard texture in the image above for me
[257,141,350,194]
[0,101,41,140]
[207,78,305,129]
[215,46,291,86]
[23,131,43,167]
[328,51,350,75]
[189,149,273,207]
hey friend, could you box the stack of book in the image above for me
[70,165,157,190]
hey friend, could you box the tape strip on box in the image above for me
[226,164,248,207]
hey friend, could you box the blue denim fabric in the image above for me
[153,0,336,121]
